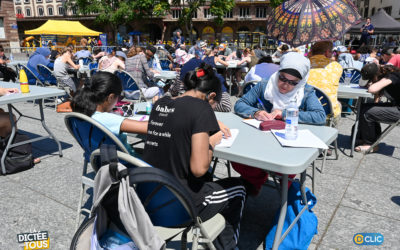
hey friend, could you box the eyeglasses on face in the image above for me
[278,74,299,86]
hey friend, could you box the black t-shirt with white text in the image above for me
[143,96,220,201]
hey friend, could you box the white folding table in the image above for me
[338,84,373,156]
[0,82,65,174]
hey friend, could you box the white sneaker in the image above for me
[56,98,63,104]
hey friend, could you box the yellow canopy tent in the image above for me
[25,20,101,36]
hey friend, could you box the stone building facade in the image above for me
[0,0,19,48]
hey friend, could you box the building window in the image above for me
[26,8,31,16]
[46,0,53,2]
[371,7,375,16]
[172,9,181,19]
[15,0,22,4]
[383,6,392,15]
[72,6,77,15]
[204,8,212,18]
[48,6,53,15]
[24,0,30,3]
[256,7,266,18]
[38,7,44,16]
[17,8,23,15]
[239,7,250,17]
[58,6,64,15]
[192,10,197,18]
[0,18,5,39]
[37,0,42,3]
[224,10,233,18]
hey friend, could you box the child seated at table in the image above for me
[71,71,148,156]
[143,63,246,249]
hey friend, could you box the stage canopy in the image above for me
[25,20,101,36]
[349,9,400,34]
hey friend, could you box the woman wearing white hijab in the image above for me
[235,52,326,125]
[233,52,326,195]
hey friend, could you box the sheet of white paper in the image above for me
[128,115,149,121]
[271,129,328,149]
[215,129,239,148]
[242,119,262,129]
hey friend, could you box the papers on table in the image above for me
[128,115,149,121]
[271,129,328,149]
[215,129,239,148]
[242,119,262,129]
[228,61,238,68]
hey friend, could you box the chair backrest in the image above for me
[79,57,93,66]
[340,67,361,84]
[90,148,194,227]
[159,60,170,70]
[129,167,195,227]
[37,64,58,86]
[313,86,334,124]
[88,62,98,70]
[19,64,42,85]
[90,68,98,77]
[64,112,129,162]
[115,70,140,92]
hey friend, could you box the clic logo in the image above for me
[353,233,384,245]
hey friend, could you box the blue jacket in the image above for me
[234,80,326,125]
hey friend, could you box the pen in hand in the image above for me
[257,97,267,111]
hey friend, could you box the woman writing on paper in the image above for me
[233,52,326,195]
[234,52,326,125]
[143,63,246,250]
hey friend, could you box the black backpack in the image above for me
[0,132,34,175]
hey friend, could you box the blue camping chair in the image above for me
[115,70,145,101]
[64,112,130,229]
[19,64,43,86]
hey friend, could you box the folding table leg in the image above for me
[350,97,364,157]
[39,102,63,157]
[0,104,17,174]
[272,174,288,250]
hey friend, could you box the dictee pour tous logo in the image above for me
[17,231,50,250]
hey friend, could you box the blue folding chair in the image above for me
[314,86,339,175]
[64,112,130,229]
[339,67,362,114]
[115,70,145,101]
[88,61,98,70]
[159,59,171,70]
[339,67,361,84]
[37,64,58,86]
[79,57,93,65]
[90,68,98,77]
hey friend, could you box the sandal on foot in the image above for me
[354,145,379,153]
[34,158,41,164]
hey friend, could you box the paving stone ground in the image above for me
[1,100,399,250]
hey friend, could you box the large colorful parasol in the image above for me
[266,0,361,46]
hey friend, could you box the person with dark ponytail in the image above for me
[143,63,246,250]
[71,71,148,155]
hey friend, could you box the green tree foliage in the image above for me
[269,0,284,8]
[170,0,235,43]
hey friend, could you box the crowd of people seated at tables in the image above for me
[2,36,400,248]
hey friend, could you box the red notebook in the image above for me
[259,120,286,131]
